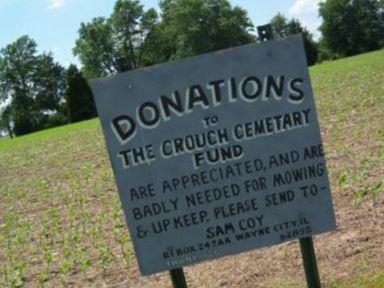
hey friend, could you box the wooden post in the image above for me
[170,268,188,288]
[299,237,322,288]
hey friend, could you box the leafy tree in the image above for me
[33,53,66,113]
[73,0,158,78]
[137,9,170,66]
[270,13,291,38]
[73,0,255,77]
[0,36,35,108]
[110,0,144,70]
[64,65,97,123]
[0,36,38,135]
[270,13,318,65]
[319,0,384,57]
[73,18,116,79]
[316,37,341,62]
[157,0,255,59]
[0,36,66,136]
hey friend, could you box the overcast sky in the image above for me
[0,0,321,67]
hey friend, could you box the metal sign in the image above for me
[91,35,336,276]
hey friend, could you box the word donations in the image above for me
[91,35,336,276]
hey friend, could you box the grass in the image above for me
[310,50,384,206]
[0,119,134,287]
[1,49,383,287]
[272,269,384,288]
[326,269,384,288]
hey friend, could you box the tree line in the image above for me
[0,36,96,137]
[1,0,383,137]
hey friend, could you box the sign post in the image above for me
[91,32,336,285]
[170,268,188,288]
[300,237,321,288]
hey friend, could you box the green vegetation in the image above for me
[0,46,383,287]
[310,49,384,208]
[326,269,384,288]
[0,37,97,138]
[319,0,384,58]
[0,36,66,136]
[64,65,97,123]
[271,269,384,288]
[73,0,255,79]
[270,13,318,66]
[0,119,131,287]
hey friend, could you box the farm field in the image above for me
[0,49,383,288]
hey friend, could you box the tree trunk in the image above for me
[6,120,13,138]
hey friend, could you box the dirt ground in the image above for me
[93,180,384,288]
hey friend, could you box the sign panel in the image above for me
[91,35,336,275]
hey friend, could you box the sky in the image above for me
[0,0,322,67]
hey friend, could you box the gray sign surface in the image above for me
[91,35,336,276]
